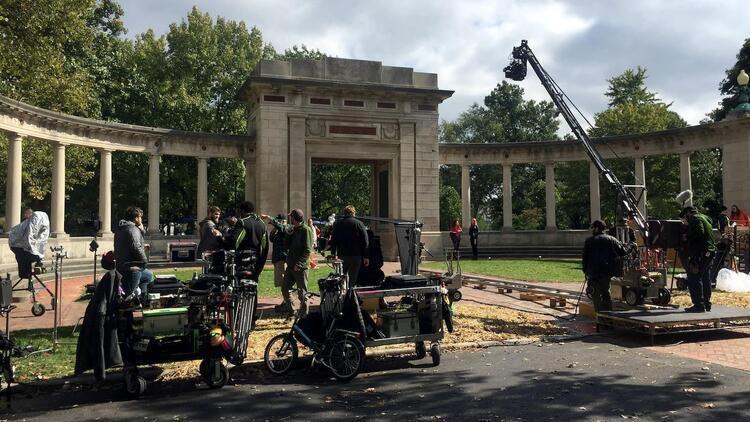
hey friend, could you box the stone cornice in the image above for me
[439,117,750,165]
[0,94,256,158]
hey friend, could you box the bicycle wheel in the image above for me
[264,333,298,375]
[327,336,364,381]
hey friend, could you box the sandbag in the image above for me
[715,268,750,293]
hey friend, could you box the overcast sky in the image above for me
[118,0,749,130]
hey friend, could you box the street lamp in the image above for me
[734,69,750,114]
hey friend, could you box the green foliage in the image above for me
[311,164,371,218]
[587,67,714,221]
[0,0,119,227]
[709,38,750,121]
[439,82,560,229]
[265,44,326,60]
[604,66,657,107]
[556,161,589,229]
[439,185,462,230]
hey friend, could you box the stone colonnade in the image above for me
[0,95,254,238]
[456,156,694,229]
[2,134,248,237]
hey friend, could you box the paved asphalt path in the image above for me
[5,333,750,421]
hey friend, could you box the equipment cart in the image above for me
[113,249,259,397]
[355,284,447,365]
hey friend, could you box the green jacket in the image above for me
[271,220,313,270]
[687,213,716,258]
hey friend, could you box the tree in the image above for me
[311,164,371,218]
[265,44,326,60]
[0,0,125,231]
[440,82,560,229]
[439,185,461,231]
[589,67,690,221]
[102,7,266,222]
[709,38,750,122]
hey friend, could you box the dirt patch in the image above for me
[671,290,750,309]
[156,303,565,381]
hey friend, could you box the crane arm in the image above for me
[503,40,649,241]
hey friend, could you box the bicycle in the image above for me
[264,275,366,381]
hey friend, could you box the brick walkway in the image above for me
[8,264,750,374]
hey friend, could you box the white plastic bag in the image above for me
[715,268,750,293]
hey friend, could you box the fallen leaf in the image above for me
[702,403,715,409]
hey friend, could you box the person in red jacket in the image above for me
[449,220,462,256]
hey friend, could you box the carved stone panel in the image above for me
[306,118,325,136]
[382,123,400,140]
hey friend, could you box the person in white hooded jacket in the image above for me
[8,208,49,278]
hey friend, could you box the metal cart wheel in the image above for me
[652,288,671,306]
[264,333,298,375]
[124,368,147,397]
[450,290,462,302]
[31,302,45,317]
[415,341,427,359]
[430,343,441,366]
[327,336,365,382]
[202,359,229,389]
[624,288,640,306]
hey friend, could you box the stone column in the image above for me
[679,152,693,206]
[51,142,67,237]
[634,157,647,217]
[5,132,23,229]
[98,149,113,236]
[545,162,557,230]
[589,161,601,223]
[244,157,255,203]
[147,154,161,235]
[461,164,471,228]
[502,164,513,230]
[197,157,208,218]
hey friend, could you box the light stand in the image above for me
[50,245,67,350]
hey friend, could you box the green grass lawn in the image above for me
[422,258,584,283]
[153,265,334,297]
[11,326,77,381]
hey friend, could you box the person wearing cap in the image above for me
[680,206,716,312]
[581,220,628,312]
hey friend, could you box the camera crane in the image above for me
[503,40,649,243]
[503,40,675,306]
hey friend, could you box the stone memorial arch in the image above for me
[236,57,454,231]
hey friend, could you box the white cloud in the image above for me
[118,0,749,126]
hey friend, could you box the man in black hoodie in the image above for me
[225,201,268,280]
[197,205,223,256]
[329,205,369,286]
[114,206,152,297]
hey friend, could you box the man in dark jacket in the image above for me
[268,214,288,310]
[227,201,268,281]
[328,205,369,286]
[582,220,628,312]
[75,251,122,381]
[197,205,223,256]
[263,209,313,315]
[680,206,716,312]
[114,207,152,297]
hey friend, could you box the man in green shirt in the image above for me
[680,206,716,313]
[263,209,313,316]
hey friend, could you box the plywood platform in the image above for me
[596,305,750,344]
